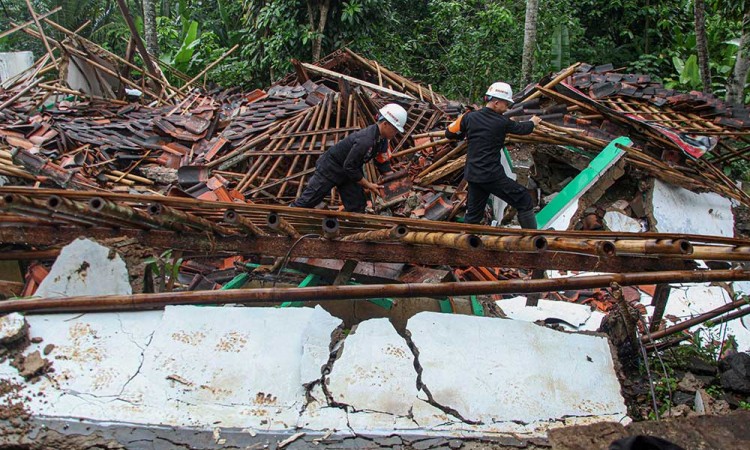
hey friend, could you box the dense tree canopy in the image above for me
[0,0,748,103]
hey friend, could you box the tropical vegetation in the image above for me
[0,1,748,103]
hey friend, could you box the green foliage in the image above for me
[0,1,748,103]
[144,249,183,293]
[551,25,571,72]
[672,54,702,90]
[723,158,750,182]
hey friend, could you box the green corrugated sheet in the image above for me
[536,136,631,229]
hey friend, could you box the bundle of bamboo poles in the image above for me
[3,187,750,263]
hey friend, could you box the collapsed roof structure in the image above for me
[2,4,750,448]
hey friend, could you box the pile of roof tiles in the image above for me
[3,24,750,215]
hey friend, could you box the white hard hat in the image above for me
[486,82,514,104]
[379,103,408,133]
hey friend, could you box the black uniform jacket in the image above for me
[315,124,392,184]
[445,107,535,183]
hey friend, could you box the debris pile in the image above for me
[1,32,750,347]
[2,5,750,441]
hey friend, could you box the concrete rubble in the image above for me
[34,238,132,298]
[0,312,26,345]
[0,307,628,440]
[3,4,750,447]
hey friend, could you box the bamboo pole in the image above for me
[322,217,340,239]
[0,6,61,40]
[165,44,239,100]
[392,138,452,158]
[482,235,548,252]
[0,79,41,111]
[148,203,234,236]
[267,212,301,239]
[223,209,266,237]
[87,197,184,231]
[342,225,409,242]
[2,270,748,315]
[522,62,581,103]
[545,237,616,257]
[417,142,467,179]
[614,239,693,255]
[644,295,750,341]
[402,231,482,250]
[23,0,59,73]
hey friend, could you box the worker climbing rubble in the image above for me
[445,82,541,228]
[291,103,408,212]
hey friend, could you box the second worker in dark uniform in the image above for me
[291,103,408,213]
[445,82,541,229]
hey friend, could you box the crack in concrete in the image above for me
[401,330,481,426]
[309,324,364,436]
[309,324,348,413]
[57,390,112,406]
[115,314,148,352]
[154,435,200,450]
[116,330,154,399]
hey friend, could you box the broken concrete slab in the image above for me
[2,307,633,438]
[0,312,27,345]
[603,211,643,233]
[116,305,342,429]
[659,284,750,352]
[3,306,343,429]
[295,383,349,431]
[0,51,34,86]
[407,312,627,425]
[495,296,597,330]
[327,318,418,416]
[34,238,131,298]
[5,311,162,417]
[648,179,734,237]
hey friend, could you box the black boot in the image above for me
[518,209,537,229]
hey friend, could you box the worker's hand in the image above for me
[530,115,542,126]
[365,181,384,198]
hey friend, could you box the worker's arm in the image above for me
[507,115,541,135]
[343,136,368,182]
[444,114,466,140]
[345,136,383,197]
[374,140,393,175]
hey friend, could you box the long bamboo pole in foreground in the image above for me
[4,270,748,315]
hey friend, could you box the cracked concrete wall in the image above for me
[648,179,734,237]
[1,306,628,439]
[407,313,628,432]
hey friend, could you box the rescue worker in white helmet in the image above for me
[445,82,541,229]
[291,103,407,213]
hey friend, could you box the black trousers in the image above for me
[465,177,533,224]
[291,172,367,213]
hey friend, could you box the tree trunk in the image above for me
[727,7,750,105]
[306,0,331,62]
[644,0,650,54]
[694,0,712,93]
[521,0,539,87]
[143,0,159,57]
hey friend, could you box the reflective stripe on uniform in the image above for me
[375,142,392,163]
[447,114,464,134]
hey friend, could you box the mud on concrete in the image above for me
[0,417,551,450]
